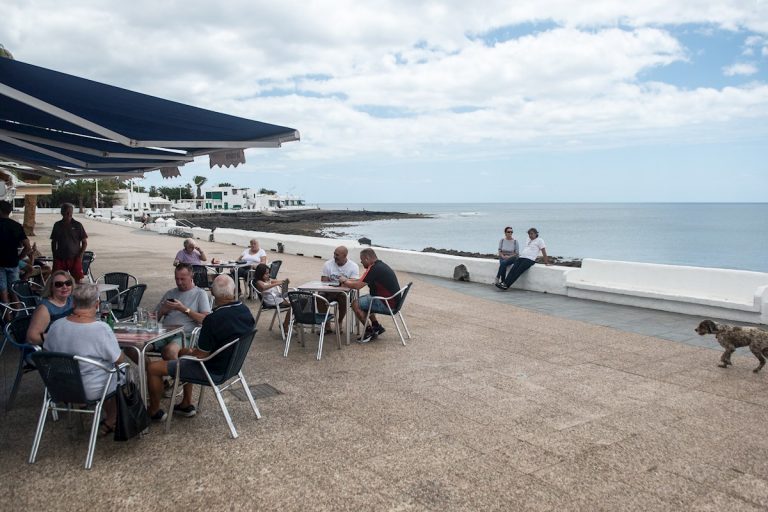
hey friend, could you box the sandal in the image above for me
[99,421,115,437]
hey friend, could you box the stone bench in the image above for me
[565,259,768,323]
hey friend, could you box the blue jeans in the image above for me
[358,294,392,315]
[496,257,517,280]
[0,266,20,292]
[502,258,536,287]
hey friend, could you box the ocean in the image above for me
[318,203,768,273]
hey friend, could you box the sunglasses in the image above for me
[505,231,513,234]
[53,280,73,288]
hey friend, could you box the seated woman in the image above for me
[252,263,291,333]
[43,283,126,435]
[495,226,519,284]
[238,239,267,266]
[27,270,75,345]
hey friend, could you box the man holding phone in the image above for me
[154,263,212,361]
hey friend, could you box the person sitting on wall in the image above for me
[495,226,519,285]
[495,227,550,291]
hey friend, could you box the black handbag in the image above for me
[114,380,150,441]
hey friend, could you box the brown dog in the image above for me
[695,320,768,372]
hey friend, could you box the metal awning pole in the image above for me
[129,179,134,222]
[95,178,99,210]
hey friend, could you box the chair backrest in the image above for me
[191,265,211,289]
[220,328,258,382]
[390,282,413,314]
[5,314,33,348]
[269,260,282,279]
[10,280,41,309]
[287,291,326,325]
[101,272,137,304]
[30,351,89,404]
[115,284,147,320]
[81,253,94,274]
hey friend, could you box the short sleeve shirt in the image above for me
[156,286,212,334]
[361,260,400,307]
[239,248,266,263]
[520,237,546,261]
[50,219,87,260]
[498,238,519,257]
[321,259,360,282]
[174,249,204,265]
[44,318,121,400]
[197,301,255,375]
[0,217,27,267]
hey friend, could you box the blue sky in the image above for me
[2,1,767,203]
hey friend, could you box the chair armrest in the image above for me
[178,337,239,363]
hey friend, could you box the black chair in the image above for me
[284,291,340,361]
[166,329,260,438]
[191,265,212,289]
[4,315,40,411]
[10,280,41,310]
[248,284,287,341]
[0,301,33,356]
[111,284,146,322]
[28,351,126,470]
[363,282,413,346]
[269,260,282,279]
[81,252,95,283]
[97,272,138,307]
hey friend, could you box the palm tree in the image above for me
[192,175,207,199]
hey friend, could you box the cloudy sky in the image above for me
[2,1,767,203]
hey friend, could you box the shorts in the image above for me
[53,257,84,281]
[150,333,183,352]
[0,266,20,292]
[167,359,222,382]
[357,294,393,315]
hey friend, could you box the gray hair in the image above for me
[183,238,195,249]
[71,283,99,310]
[210,274,235,300]
[60,203,74,214]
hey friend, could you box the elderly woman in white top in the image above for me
[44,283,126,435]
[495,228,550,290]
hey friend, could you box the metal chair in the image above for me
[284,291,340,361]
[269,260,282,279]
[82,252,95,283]
[0,301,33,356]
[97,272,138,307]
[165,329,260,439]
[248,284,287,341]
[4,315,41,411]
[28,351,127,470]
[191,265,212,289]
[363,282,413,346]
[10,280,42,310]
[111,284,147,322]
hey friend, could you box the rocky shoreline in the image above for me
[176,209,581,267]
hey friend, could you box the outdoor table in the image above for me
[114,323,185,404]
[211,261,251,300]
[296,281,357,345]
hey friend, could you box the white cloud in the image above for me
[722,62,759,76]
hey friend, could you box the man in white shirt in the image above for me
[320,246,359,330]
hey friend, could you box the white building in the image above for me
[112,190,173,212]
[203,185,306,211]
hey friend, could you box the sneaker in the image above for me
[356,327,375,344]
[150,409,167,422]
[372,324,386,337]
[173,403,197,418]
[494,277,500,285]
[494,282,509,290]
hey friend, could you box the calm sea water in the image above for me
[318,203,768,273]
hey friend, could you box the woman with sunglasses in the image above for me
[495,227,519,285]
[27,270,75,345]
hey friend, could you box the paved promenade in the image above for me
[2,214,767,511]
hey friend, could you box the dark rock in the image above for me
[453,264,470,281]
[358,237,371,246]
[277,242,284,254]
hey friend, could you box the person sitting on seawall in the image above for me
[146,274,254,421]
[319,245,359,333]
[338,248,400,343]
[495,228,550,291]
[27,270,75,345]
[252,263,291,334]
[495,226,519,285]
[173,238,207,266]
[152,263,212,361]
[43,283,126,436]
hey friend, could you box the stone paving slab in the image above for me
[1,214,767,511]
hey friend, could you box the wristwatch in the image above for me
[184,308,191,315]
